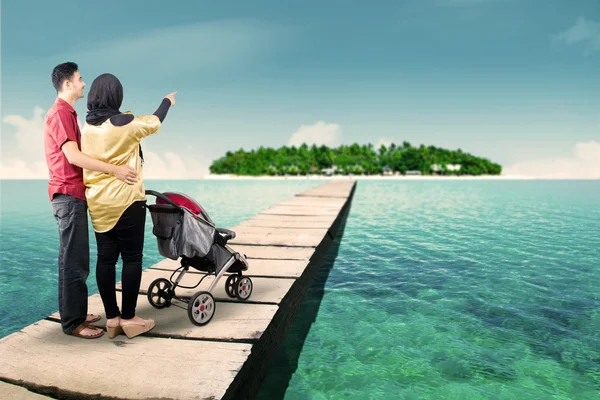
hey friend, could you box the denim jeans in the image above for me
[51,194,90,334]
[95,201,146,320]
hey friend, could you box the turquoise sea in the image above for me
[1,179,599,399]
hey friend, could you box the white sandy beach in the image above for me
[201,174,556,181]
[1,174,595,181]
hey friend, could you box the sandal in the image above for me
[120,318,155,339]
[106,317,123,339]
[86,314,101,323]
[70,322,104,339]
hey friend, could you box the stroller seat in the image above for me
[145,190,252,326]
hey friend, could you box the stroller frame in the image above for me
[145,190,253,326]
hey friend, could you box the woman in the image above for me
[81,73,176,339]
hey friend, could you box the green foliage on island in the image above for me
[209,142,502,176]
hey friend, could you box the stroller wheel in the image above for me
[188,291,216,326]
[225,275,238,298]
[234,276,253,301]
[147,278,173,309]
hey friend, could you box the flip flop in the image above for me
[70,322,104,339]
[86,314,101,323]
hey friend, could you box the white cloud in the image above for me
[287,121,342,147]
[0,159,48,180]
[503,141,600,179]
[1,107,48,179]
[556,17,600,55]
[375,138,393,150]
[142,148,208,179]
[2,107,46,162]
[0,107,208,180]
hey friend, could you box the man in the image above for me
[44,62,138,339]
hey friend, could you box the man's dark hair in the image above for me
[51,62,79,92]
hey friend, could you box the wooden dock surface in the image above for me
[0,180,356,400]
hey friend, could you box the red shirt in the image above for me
[44,98,86,201]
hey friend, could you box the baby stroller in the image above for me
[145,190,253,326]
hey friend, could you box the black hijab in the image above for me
[86,73,123,125]
[86,73,144,162]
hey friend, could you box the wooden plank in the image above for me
[227,244,316,260]
[0,381,52,399]
[268,202,344,210]
[228,230,324,247]
[49,294,277,342]
[248,213,337,223]
[297,193,350,199]
[229,226,328,237]
[234,219,334,229]
[228,226,328,248]
[0,320,251,400]
[122,268,295,304]
[298,183,355,198]
[278,197,347,208]
[150,258,310,278]
[147,245,316,263]
[261,205,340,216]
[249,213,338,223]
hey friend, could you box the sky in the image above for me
[1,0,598,179]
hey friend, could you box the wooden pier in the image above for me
[0,180,356,400]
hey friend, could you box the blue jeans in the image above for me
[51,194,90,334]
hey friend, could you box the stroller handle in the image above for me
[217,228,236,241]
[145,190,183,212]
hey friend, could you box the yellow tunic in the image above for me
[81,114,161,233]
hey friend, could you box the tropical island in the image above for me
[209,142,502,176]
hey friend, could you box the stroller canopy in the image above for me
[155,192,213,224]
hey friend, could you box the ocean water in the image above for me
[257,180,600,400]
[1,179,599,399]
